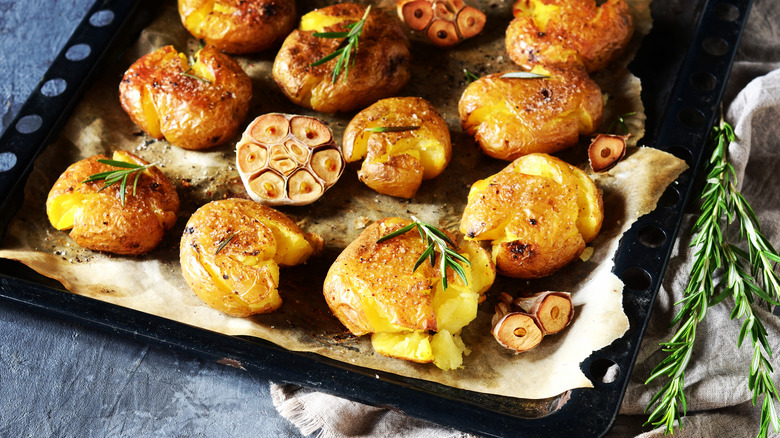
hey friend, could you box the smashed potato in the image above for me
[272,3,412,113]
[460,153,603,278]
[342,97,451,198]
[323,218,495,370]
[46,151,179,255]
[119,45,252,150]
[180,199,322,317]
[178,0,296,54]
[458,64,603,161]
[506,0,634,73]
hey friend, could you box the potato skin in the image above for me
[506,0,634,73]
[45,152,179,255]
[460,153,603,278]
[180,199,321,317]
[119,45,252,150]
[323,218,439,336]
[272,3,412,113]
[458,65,602,161]
[342,97,451,198]
[178,0,296,54]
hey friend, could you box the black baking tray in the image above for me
[0,0,753,436]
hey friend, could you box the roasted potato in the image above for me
[323,217,495,370]
[458,64,603,161]
[46,151,179,255]
[178,0,296,54]
[506,0,634,73]
[460,153,603,278]
[180,199,323,317]
[342,97,451,198]
[272,3,412,113]
[119,45,252,150]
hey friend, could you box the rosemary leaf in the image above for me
[376,215,471,290]
[82,159,154,206]
[364,126,420,133]
[499,71,549,79]
[215,232,238,255]
[310,5,371,83]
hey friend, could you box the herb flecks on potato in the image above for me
[178,0,296,54]
[119,45,252,150]
[323,218,495,370]
[272,3,411,113]
[460,153,603,279]
[236,113,345,206]
[506,0,634,73]
[180,199,323,317]
[458,65,603,161]
[342,97,451,198]
[46,151,180,256]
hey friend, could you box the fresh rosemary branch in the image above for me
[310,5,371,83]
[82,159,154,206]
[364,125,420,133]
[377,216,470,291]
[645,116,780,437]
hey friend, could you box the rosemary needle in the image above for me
[310,5,371,84]
[644,115,780,437]
[377,216,470,291]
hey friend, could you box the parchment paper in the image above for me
[0,0,687,400]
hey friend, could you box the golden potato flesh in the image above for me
[272,3,412,113]
[323,218,495,370]
[180,199,322,317]
[178,0,296,54]
[460,153,603,279]
[119,45,252,150]
[458,65,603,161]
[506,0,634,73]
[342,97,451,198]
[46,151,179,255]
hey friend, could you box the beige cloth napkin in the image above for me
[270,0,780,435]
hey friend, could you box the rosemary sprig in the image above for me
[377,216,470,291]
[365,126,420,133]
[215,232,238,255]
[182,70,211,83]
[644,115,780,437]
[82,159,154,206]
[310,5,371,84]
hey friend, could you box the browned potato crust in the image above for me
[46,151,179,256]
[178,0,296,54]
[460,153,603,278]
[180,199,322,317]
[506,0,634,73]
[119,45,252,150]
[458,65,602,161]
[342,97,451,198]
[323,218,439,336]
[272,3,412,113]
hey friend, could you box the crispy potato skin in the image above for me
[458,65,602,161]
[178,0,296,54]
[460,153,603,278]
[506,0,634,72]
[45,151,179,255]
[119,45,252,150]
[342,97,451,198]
[323,218,439,336]
[180,199,321,317]
[272,4,412,113]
